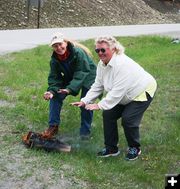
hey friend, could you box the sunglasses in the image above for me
[95,48,106,53]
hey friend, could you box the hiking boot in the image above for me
[97,148,120,158]
[41,125,58,139]
[125,147,141,161]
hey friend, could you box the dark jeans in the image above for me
[102,93,153,151]
[49,87,93,136]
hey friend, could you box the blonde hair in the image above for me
[64,39,93,57]
[95,36,125,55]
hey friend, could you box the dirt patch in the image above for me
[0,86,18,108]
[0,146,74,189]
[144,0,180,13]
[0,100,15,108]
[0,114,89,189]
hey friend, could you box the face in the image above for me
[52,41,67,55]
[95,42,114,64]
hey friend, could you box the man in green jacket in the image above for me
[42,32,96,140]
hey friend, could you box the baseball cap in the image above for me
[50,32,64,46]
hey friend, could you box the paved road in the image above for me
[0,24,180,55]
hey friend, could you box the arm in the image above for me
[71,63,104,108]
[98,66,130,110]
[66,49,95,95]
[70,100,100,110]
[47,60,64,95]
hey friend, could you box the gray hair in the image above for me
[95,36,125,55]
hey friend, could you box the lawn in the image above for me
[0,35,179,189]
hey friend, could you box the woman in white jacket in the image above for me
[71,36,157,161]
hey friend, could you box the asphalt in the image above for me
[0,24,180,55]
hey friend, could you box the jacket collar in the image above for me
[100,53,116,68]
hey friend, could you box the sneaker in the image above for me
[125,147,141,161]
[41,125,58,139]
[97,148,120,158]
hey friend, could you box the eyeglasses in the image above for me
[95,48,106,53]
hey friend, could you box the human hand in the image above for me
[85,104,100,110]
[70,101,85,107]
[58,89,70,94]
[44,91,53,100]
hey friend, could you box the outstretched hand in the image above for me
[58,89,70,94]
[70,101,85,107]
[44,91,53,100]
[71,102,100,110]
[85,104,100,110]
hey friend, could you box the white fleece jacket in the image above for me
[81,53,157,110]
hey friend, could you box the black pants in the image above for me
[102,93,153,151]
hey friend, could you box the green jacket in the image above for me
[47,42,97,96]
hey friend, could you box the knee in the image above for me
[122,115,141,128]
[121,115,134,127]
[121,116,128,126]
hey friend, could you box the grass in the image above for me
[0,35,179,189]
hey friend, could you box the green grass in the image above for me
[0,36,179,188]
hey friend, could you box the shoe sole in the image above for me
[125,150,141,161]
[98,150,120,158]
